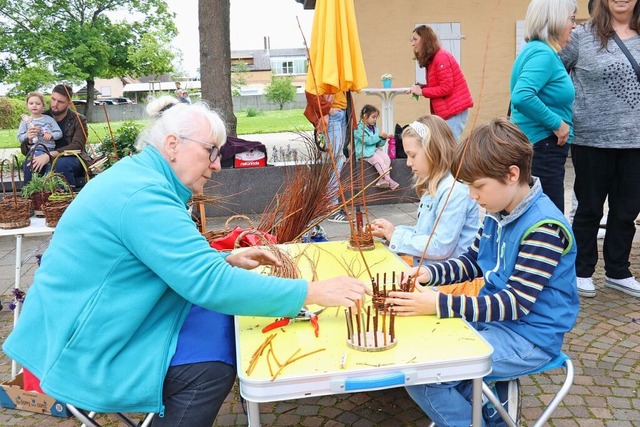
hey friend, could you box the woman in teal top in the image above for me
[3,97,369,426]
[510,0,577,212]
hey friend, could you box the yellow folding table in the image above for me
[235,241,493,426]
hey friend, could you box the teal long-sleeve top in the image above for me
[3,146,308,415]
[353,120,386,159]
[510,40,574,144]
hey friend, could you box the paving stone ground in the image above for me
[0,161,639,426]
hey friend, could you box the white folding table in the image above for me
[0,217,54,377]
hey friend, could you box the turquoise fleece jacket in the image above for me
[3,146,307,415]
[354,120,386,159]
[510,40,574,144]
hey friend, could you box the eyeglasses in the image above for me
[569,15,576,24]
[179,136,221,162]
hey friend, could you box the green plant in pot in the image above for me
[21,172,65,217]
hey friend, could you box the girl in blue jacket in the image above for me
[354,104,398,189]
[370,115,479,268]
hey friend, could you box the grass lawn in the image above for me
[0,108,312,149]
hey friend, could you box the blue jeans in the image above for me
[531,136,570,214]
[405,322,552,427]
[326,109,346,205]
[446,110,469,142]
[23,155,85,188]
[152,361,236,427]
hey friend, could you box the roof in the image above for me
[231,48,307,71]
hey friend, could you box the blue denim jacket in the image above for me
[389,174,480,265]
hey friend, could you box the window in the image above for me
[414,22,463,84]
[271,57,307,76]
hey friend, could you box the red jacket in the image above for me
[421,49,473,120]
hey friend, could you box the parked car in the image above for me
[72,99,101,106]
[96,97,133,105]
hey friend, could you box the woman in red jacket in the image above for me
[409,25,474,141]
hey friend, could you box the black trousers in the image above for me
[571,144,640,279]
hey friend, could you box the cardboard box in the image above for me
[0,373,69,417]
[234,149,266,168]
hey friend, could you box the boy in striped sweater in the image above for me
[387,117,579,427]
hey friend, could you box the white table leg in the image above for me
[472,377,482,426]
[12,234,23,378]
[246,400,261,426]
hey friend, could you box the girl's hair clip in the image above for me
[409,121,428,139]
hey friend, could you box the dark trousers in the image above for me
[151,361,236,427]
[571,144,640,279]
[531,136,570,213]
[23,155,85,188]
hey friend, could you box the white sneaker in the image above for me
[577,277,596,298]
[604,276,640,297]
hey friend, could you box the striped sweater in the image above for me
[421,178,579,355]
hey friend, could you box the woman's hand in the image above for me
[554,121,570,146]
[370,218,394,240]
[408,84,422,97]
[30,153,50,173]
[305,276,371,308]
[226,248,282,270]
[385,285,438,316]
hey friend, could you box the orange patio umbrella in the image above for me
[305,0,368,95]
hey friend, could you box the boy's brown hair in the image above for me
[452,117,533,185]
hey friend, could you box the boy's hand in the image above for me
[386,285,438,316]
[404,266,431,284]
[43,132,52,141]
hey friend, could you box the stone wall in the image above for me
[202,158,417,218]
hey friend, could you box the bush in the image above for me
[97,121,143,169]
[245,108,262,117]
[0,98,28,130]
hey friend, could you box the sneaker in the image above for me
[328,210,349,223]
[604,276,640,297]
[484,379,521,426]
[577,277,596,298]
[375,180,390,189]
[388,179,400,190]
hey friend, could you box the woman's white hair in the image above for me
[135,95,227,152]
[524,0,577,45]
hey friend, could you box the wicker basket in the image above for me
[0,158,32,229]
[42,173,75,228]
[202,214,254,243]
[233,229,300,279]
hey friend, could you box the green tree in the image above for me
[264,76,296,110]
[0,0,177,116]
[231,62,250,96]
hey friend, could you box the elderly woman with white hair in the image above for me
[510,0,577,213]
[3,97,369,426]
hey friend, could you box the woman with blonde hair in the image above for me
[371,115,479,269]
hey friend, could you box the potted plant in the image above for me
[20,172,64,217]
[381,73,393,88]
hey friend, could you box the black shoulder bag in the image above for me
[612,33,640,82]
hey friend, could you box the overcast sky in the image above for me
[165,0,314,75]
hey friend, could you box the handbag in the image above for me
[612,33,640,82]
